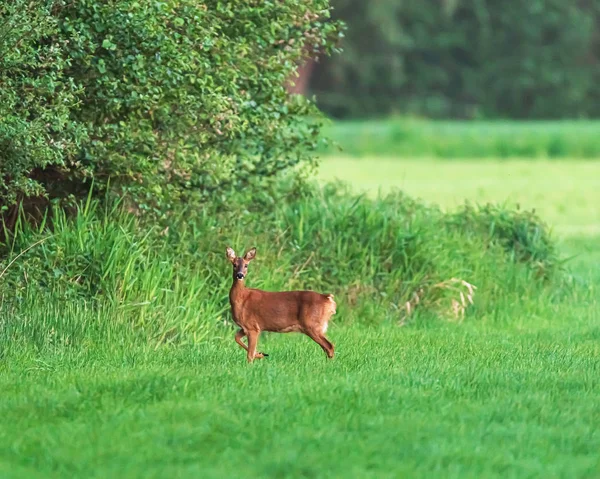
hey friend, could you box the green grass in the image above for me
[2,128,599,477]
[2,314,599,478]
[318,158,600,237]
[0,183,560,338]
[320,119,600,158]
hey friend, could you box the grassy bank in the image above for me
[320,119,600,158]
[0,180,561,351]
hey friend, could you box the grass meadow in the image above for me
[318,158,600,238]
[320,119,600,159]
[1,121,599,478]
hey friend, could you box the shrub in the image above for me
[446,204,559,278]
[0,0,341,214]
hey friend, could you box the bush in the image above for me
[0,1,87,209]
[0,182,561,347]
[0,0,340,214]
[311,0,600,119]
[446,204,558,278]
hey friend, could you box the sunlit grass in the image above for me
[318,157,600,237]
[320,118,600,158]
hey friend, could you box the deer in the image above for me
[226,246,336,363]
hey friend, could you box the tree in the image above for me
[310,0,600,119]
[0,0,341,215]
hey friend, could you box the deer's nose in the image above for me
[236,273,245,280]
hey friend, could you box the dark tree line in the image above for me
[306,0,600,119]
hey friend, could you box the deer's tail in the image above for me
[324,294,336,315]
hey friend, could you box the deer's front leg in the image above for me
[246,330,259,363]
[242,330,268,362]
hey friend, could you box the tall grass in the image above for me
[0,181,565,353]
[320,119,600,158]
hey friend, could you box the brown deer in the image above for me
[226,246,336,363]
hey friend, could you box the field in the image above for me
[319,119,600,159]
[1,122,600,478]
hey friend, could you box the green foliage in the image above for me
[0,182,561,345]
[320,119,600,158]
[312,0,600,119]
[0,162,597,478]
[0,1,87,207]
[0,0,340,212]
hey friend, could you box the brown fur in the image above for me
[226,246,336,363]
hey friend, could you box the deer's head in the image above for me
[226,246,256,281]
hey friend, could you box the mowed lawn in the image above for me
[1,158,599,478]
[318,157,600,237]
[318,156,600,283]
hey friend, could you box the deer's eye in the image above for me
[244,265,248,269]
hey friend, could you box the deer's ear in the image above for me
[226,247,236,264]
[244,247,257,262]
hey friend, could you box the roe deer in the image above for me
[226,246,336,363]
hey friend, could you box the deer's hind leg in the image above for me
[235,329,248,352]
[305,329,335,359]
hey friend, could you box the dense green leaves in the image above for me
[312,0,600,119]
[0,1,87,207]
[0,0,340,212]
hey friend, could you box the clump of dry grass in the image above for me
[400,278,477,324]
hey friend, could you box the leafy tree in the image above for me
[0,0,341,214]
[0,1,86,212]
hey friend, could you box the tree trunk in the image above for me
[286,57,316,96]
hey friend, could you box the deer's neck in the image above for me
[230,279,247,300]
